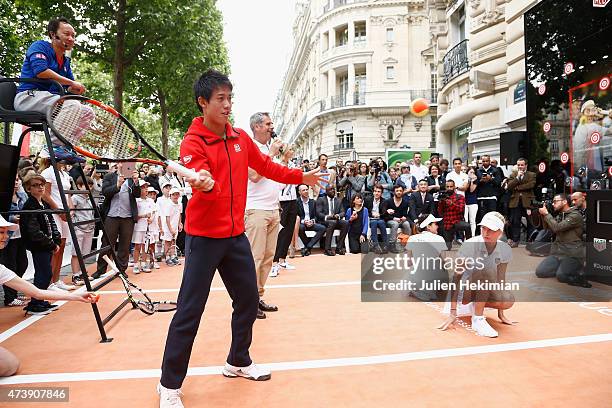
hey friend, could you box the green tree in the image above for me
[0,0,42,76]
[128,0,229,156]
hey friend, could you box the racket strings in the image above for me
[50,99,141,160]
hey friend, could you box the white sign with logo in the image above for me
[593,0,610,8]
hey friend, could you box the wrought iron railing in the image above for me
[334,142,354,151]
[330,94,347,109]
[442,39,469,86]
[354,92,366,105]
[409,89,438,104]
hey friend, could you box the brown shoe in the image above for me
[256,309,266,319]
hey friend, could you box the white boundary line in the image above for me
[96,280,362,295]
[0,333,610,385]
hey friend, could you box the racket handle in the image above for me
[166,160,200,180]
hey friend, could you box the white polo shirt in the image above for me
[0,264,17,285]
[246,138,280,210]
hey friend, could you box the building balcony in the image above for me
[323,0,367,14]
[334,141,354,151]
[409,89,438,104]
[442,39,469,86]
[330,94,347,109]
[354,92,366,105]
[322,40,368,60]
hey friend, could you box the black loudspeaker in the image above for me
[0,143,19,215]
[499,131,528,165]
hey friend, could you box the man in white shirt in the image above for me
[245,112,284,319]
[446,157,469,196]
[410,152,429,182]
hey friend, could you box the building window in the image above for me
[430,64,438,103]
[337,25,348,46]
[355,21,366,44]
[387,126,395,141]
[336,121,354,150]
[430,116,438,148]
[451,5,466,46]
[386,66,395,80]
[386,28,394,42]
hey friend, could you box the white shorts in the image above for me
[71,229,94,256]
[147,231,159,244]
[52,214,70,239]
[132,231,146,244]
[161,231,176,242]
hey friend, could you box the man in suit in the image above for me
[315,185,348,256]
[408,179,435,223]
[506,157,536,247]
[94,163,141,277]
[296,184,325,256]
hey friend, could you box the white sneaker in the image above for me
[128,261,134,267]
[278,261,296,270]
[133,266,140,274]
[47,283,68,292]
[222,362,271,381]
[269,264,280,278]
[471,315,498,338]
[157,383,184,408]
[54,280,76,291]
[153,262,161,269]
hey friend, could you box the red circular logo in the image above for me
[543,122,552,133]
[538,162,546,173]
[564,62,574,75]
[560,152,569,164]
[538,84,546,95]
[591,131,601,144]
[600,77,610,91]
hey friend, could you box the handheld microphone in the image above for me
[271,131,277,138]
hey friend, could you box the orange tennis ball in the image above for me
[410,98,430,117]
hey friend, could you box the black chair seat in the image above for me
[0,77,63,126]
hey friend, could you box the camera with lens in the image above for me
[370,160,381,173]
[438,189,453,200]
[531,186,555,213]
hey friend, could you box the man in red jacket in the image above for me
[157,70,324,407]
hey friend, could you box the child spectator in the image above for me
[19,173,62,315]
[162,188,183,266]
[146,187,161,270]
[132,180,154,274]
[70,176,96,285]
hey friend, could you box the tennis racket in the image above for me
[102,255,155,315]
[46,95,198,180]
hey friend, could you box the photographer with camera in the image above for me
[506,158,536,248]
[534,194,585,285]
[437,179,471,250]
[367,159,393,200]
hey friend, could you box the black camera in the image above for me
[438,189,453,200]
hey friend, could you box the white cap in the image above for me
[581,100,595,113]
[162,181,172,188]
[169,187,181,195]
[478,212,505,231]
[0,215,18,231]
[147,186,157,193]
[138,179,149,187]
[419,214,443,229]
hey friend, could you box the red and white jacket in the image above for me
[180,118,302,238]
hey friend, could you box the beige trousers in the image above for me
[244,209,280,297]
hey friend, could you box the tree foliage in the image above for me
[3,0,230,156]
